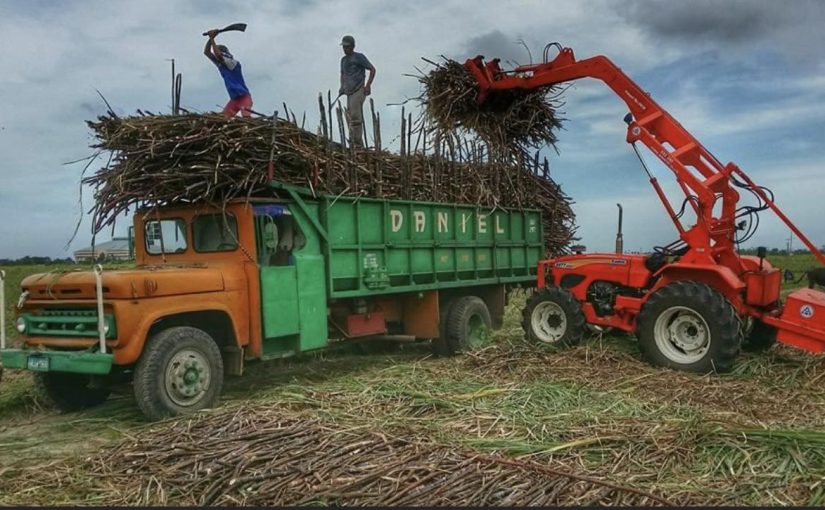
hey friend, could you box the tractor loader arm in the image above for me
[465,44,825,269]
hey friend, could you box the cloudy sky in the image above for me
[1,0,824,258]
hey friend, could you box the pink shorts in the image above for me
[223,94,253,117]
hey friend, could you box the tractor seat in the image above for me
[644,252,668,273]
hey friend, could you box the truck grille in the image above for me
[20,309,117,339]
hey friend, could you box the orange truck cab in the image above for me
[1,189,543,420]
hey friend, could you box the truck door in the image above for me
[253,205,327,357]
[254,205,300,356]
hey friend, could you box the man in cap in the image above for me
[339,35,376,148]
[204,29,253,117]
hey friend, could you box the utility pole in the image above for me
[787,233,793,256]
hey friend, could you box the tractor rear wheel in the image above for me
[637,281,740,373]
[742,318,778,352]
[36,372,111,412]
[522,287,586,348]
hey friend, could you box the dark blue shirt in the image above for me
[340,52,372,95]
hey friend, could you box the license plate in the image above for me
[27,355,49,372]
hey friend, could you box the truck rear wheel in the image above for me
[637,281,739,373]
[134,326,224,421]
[435,296,491,356]
[36,372,111,412]
[521,287,585,347]
[432,299,454,356]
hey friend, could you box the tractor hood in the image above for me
[20,265,225,301]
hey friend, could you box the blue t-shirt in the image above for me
[215,54,250,99]
[340,52,372,95]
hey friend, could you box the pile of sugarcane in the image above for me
[75,405,671,506]
[415,58,565,154]
[83,96,576,253]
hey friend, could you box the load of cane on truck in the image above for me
[0,84,573,420]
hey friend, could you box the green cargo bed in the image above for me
[313,195,543,298]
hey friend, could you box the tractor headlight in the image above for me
[16,317,26,333]
[103,322,110,335]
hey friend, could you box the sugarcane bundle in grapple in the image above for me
[415,57,565,155]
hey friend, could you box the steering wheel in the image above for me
[216,242,237,250]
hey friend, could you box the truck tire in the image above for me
[637,281,739,373]
[36,372,111,412]
[439,296,492,355]
[134,326,224,421]
[431,299,455,356]
[742,319,778,352]
[521,287,585,348]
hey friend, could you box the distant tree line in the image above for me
[738,248,824,256]
[0,256,76,266]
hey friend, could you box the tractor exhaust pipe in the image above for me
[615,203,624,254]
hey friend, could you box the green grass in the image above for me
[764,253,819,291]
[2,261,825,505]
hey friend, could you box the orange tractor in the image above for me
[466,44,825,372]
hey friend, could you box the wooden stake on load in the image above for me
[336,105,347,149]
[327,90,334,142]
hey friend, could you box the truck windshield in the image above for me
[193,213,239,252]
[145,218,187,254]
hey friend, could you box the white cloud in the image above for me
[0,0,823,259]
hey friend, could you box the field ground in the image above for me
[1,256,825,505]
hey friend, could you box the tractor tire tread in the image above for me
[743,318,778,352]
[637,280,739,373]
[521,286,586,348]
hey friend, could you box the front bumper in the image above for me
[0,349,114,375]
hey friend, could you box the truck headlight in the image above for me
[16,317,26,333]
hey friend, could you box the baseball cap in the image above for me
[341,35,355,46]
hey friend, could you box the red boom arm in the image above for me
[465,46,825,269]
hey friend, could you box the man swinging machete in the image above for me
[203,27,253,117]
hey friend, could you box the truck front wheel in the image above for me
[134,326,224,421]
[637,281,739,373]
[36,372,111,412]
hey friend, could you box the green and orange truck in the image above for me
[1,186,542,420]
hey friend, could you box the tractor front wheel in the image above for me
[521,287,586,348]
[637,281,739,373]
